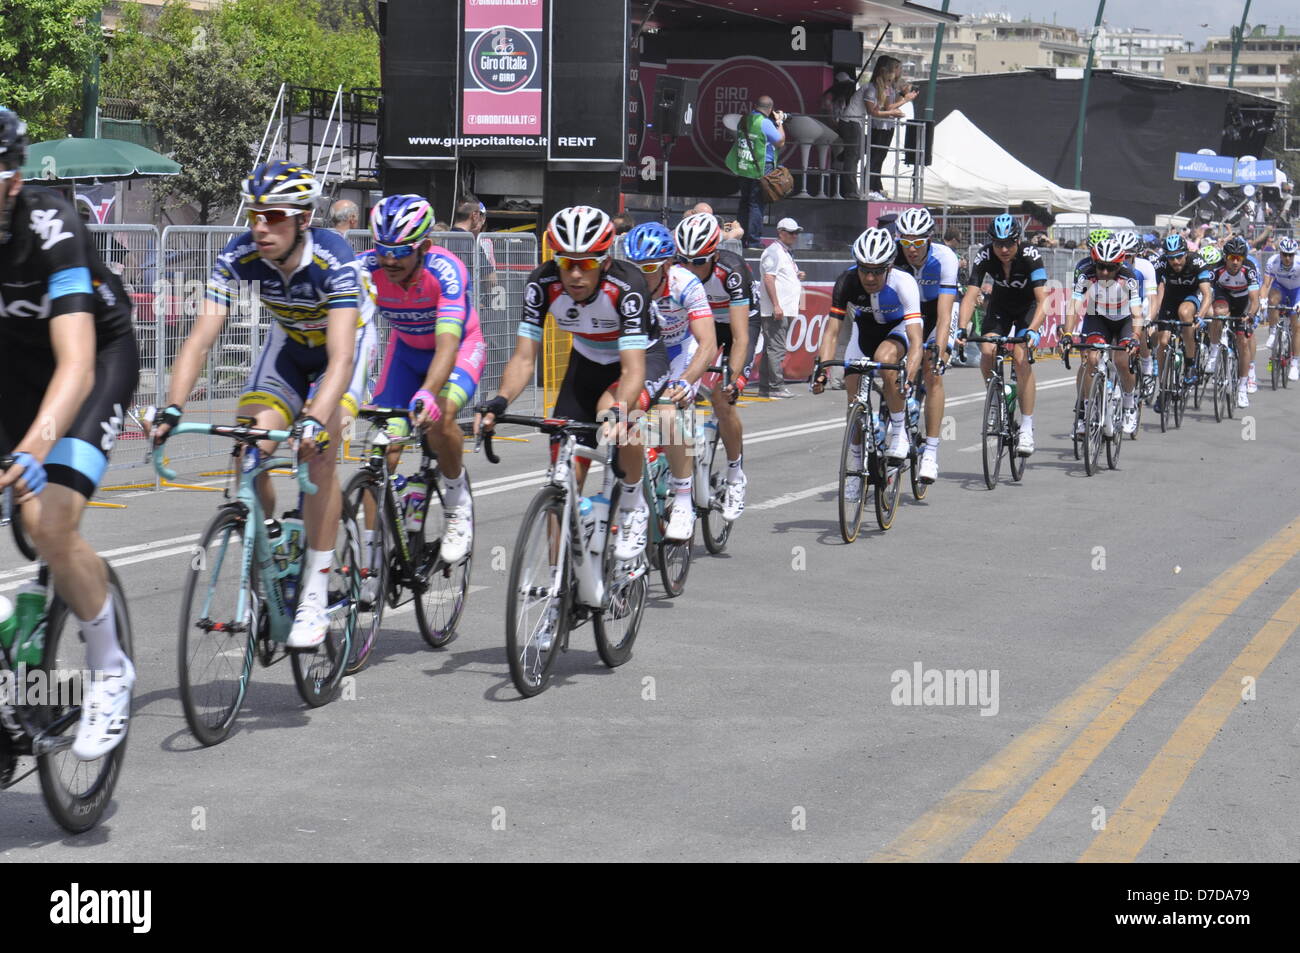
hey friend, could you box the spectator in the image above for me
[611,213,635,235]
[725,95,786,249]
[329,199,359,238]
[691,202,745,243]
[862,55,917,201]
[757,217,804,399]
[432,220,450,232]
[826,71,865,199]
[453,194,503,358]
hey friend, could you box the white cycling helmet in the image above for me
[674,212,721,258]
[1278,236,1298,255]
[546,206,615,255]
[1093,236,1126,266]
[1117,230,1141,255]
[896,207,935,238]
[852,227,896,266]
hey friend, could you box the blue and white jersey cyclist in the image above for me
[152,160,371,650]
[623,221,718,544]
[1263,235,1300,382]
[0,107,137,759]
[812,228,924,499]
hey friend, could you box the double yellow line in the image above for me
[872,518,1300,863]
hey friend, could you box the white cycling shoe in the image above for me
[1016,429,1036,456]
[843,475,863,502]
[918,451,938,484]
[1236,384,1250,409]
[885,426,910,461]
[1290,358,1300,382]
[73,659,135,761]
[1122,407,1138,435]
[439,501,474,564]
[288,601,330,649]
[722,474,747,522]
[614,501,650,561]
[666,502,695,542]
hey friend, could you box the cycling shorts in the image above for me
[1082,314,1134,346]
[372,328,487,413]
[646,335,701,400]
[1271,284,1300,310]
[711,314,762,386]
[1213,295,1250,318]
[240,321,376,423]
[982,301,1035,338]
[1159,293,1201,322]
[846,320,909,361]
[555,346,669,448]
[0,331,139,499]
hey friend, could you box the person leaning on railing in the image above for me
[861,55,917,202]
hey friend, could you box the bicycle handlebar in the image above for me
[474,412,602,466]
[814,358,906,375]
[152,421,316,495]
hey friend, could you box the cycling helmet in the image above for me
[896,207,935,237]
[242,160,322,208]
[1199,244,1222,266]
[852,227,897,266]
[1163,234,1188,258]
[369,194,434,246]
[624,221,676,262]
[0,108,27,168]
[675,212,722,259]
[1279,236,1299,255]
[546,206,614,256]
[988,214,1020,241]
[1087,228,1113,249]
[1223,235,1249,258]
[1092,237,1126,266]
[1117,231,1141,255]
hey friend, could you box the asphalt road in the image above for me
[3,356,1299,862]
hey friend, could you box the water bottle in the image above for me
[588,493,611,555]
[579,496,596,550]
[391,473,407,495]
[906,395,920,430]
[12,582,47,667]
[403,476,427,533]
[280,516,305,569]
[265,518,286,571]
[873,412,886,449]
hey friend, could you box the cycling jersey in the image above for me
[518,258,653,364]
[1129,256,1159,316]
[697,249,757,323]
[893,241,959,305]
[1072,262,1141,319]
[1264,254,1300,310]
[831,266,922,359]
[650,263,713,391]
[362,245,475,346]
[207,227,362,347]
[968,243,1047,312]
[1212,260,1261,301]
[0,185,134,348]
[1156,255,1212,315]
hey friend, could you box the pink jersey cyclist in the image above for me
[362,244,487,411]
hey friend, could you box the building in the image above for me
[1164,24,1300,101]
[857,14,1086,78]
[1095,27,1192,75]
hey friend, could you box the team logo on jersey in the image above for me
[724,271,743,291]
[468,26,538,94]
[619,292,644,319]
[29,209,73,251]
[524,283,543,308]
[566,307,580,320]
[428,255,462,296]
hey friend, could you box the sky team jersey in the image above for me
[697,248,755,322]
[0,185,134,349]
[207,227,361,347]
[518,258,653,365]
[894,241,959,303]
[1156,254,1212,304]
[362,245,474,347]
[1072,261,1140,319]
[1265,254,1300,291]
[651,264,713,351]
[1212,260,1261,300]
[968,243,1047,311]
[830,267,922,334]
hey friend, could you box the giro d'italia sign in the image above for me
[461,0,545,142]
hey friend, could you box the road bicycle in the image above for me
[481,414,647,698]
[694,363,735,555]
[1063,339,1131,476]
[968,334,1032,490]
[1266,302,1296,390]
[815,357,908,540]
[343,406,475,672]
[155,420,359,745]
[0,462,134,832]
[1153,319,1194,432]
[1209,320,1244,422]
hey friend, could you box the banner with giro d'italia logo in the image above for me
[461,0,545,145]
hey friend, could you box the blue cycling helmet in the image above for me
[624,221,676,262]
[988,214,1020,241]
[369,194,434,246]
[1163,234,1188,258]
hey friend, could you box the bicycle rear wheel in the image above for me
[837,404,867,543]
[505,485,570,697]
[1007,400,1025,483]
[1158,353,1175,432]
[1083,376,1104,476]
[592,485,648,668]
[657,494,692,598]
[290,497,359,707]
[981,378,1004,490]
[1225,352,1238,420]
[1281,327,1293,389]
[700,428,731,554]
[414,468,473,649]
[1106,394,1124,469]
[1212,357,1226,422]
[873,450,902,531]
[342,471,387,675]
[908,423,928,500]
[36,565,133,833]
[1271,331,1283,390]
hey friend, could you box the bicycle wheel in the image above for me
[36,565,133,833]
[1158,353,1175,433]
[657,493,692,598]
[1271,329,1283,391]
[342,471,386,675]
[1225,351,1238,420]
[1106,391,1124,470]
[873,450,902,531]
[1173,352,1187,429]
[1212,357,1225,422]
[908,423,929,501]
[981,377,1004,490]
[176,506,258,746]
[1193,340,1209,410]
[701,428,731,554]
[1007,399,1025,482]
[290,497,359,708]
[505,485,570,697]
[1280,327,1292,390]
[593,484,647,668]
[1083,375,1105,476]
[837,404,868,543]
[414,469,474,649]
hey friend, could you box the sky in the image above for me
[945,1,1300,47]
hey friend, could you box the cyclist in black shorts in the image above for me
[957,214,1048,455]
[1206,235,1261,408]
[0,109,138,759]
[1153,233,1212,388]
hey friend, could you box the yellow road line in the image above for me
[870,518,1300,863]
[1079,584,1300,863]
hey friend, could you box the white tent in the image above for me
[889,109,1091,213]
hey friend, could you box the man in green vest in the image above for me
[726,96,785,250]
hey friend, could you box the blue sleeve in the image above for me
[1030,268,1048,284]
[49,266,92,299]
[761,118,780,143]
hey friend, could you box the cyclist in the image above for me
[152,161,372,648]
[1152,233,1213,397]
[1205,235,1261,408]
[1074,228,1113,282]
[1118,231,1161,384]
[893,206,958,483]
[1062,236,1143,436]
[1261,235,1300,381]
[362,194,486,567]
[623,222,718,542]
[811,228,923,500]
[673,212,753,522]
[477,206,656,561]
[0,108,137,758]
[957,214,1048,455]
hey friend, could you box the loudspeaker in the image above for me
[831,30,863,70]
[652,74,701,139]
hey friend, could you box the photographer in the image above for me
[862,56,917,201]
[826,71,865,200]
[725,95,786,249]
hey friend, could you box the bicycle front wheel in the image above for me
[592,485,647,668]
[290,496,360,707]
[837,404,867,543]
[505,485,570,697]
[1084,376,1105,476]
[981,377,1004,490]
[1225,354,1238,420]
[873,451,901,531]
[414,469,474,649]
[37,565,133,833]
[342,471,387,675]
[701,428,731,554]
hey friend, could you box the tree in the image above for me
[0,0,103,142]
[1280,55,1300,187]
[141,32,272,224]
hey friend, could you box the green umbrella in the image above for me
[19,137,181,182]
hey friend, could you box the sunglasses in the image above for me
[992,239,1018,250]
[898,238,927,249]
[857,264,890,276]
[633,260,669,274]
[556,255,607,272]
[245,208,306,227]
[375,242,419,259]
[1095,263,1120,272]
[677,254,715,267]
[1225,254,1245,264]
[0,170,14,182]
